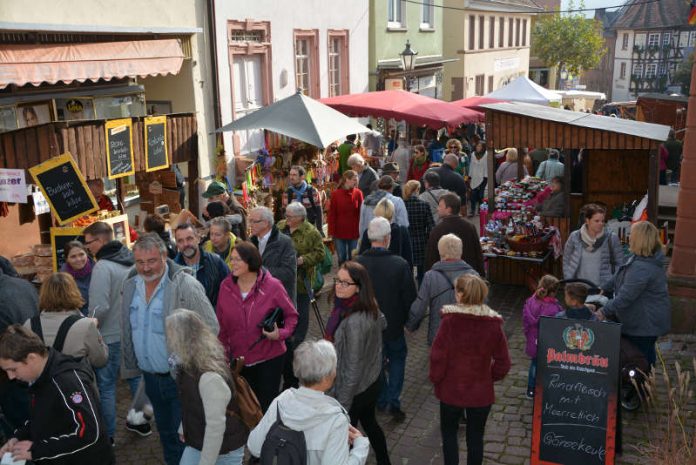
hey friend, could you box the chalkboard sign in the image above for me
[29,153,99,225]
[50,227,86,271]
[531,317,621,465]
[105,118,135,179]
[145,115,169,172]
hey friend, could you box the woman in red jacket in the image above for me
[407,145,431,182]
[216,241,298,412]
[328,170,363,265]
[429,274,511,465]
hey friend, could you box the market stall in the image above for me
[480,101,671,286]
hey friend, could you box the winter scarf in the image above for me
[579,224,606,252]
[325,295,358,341]
[413,153,428,167]
[63,258,93,280]
[289,181,309,203]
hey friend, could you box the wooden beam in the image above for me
[487,146,496,210]
[647,148,659,224]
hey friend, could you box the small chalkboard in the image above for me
[145,115,169,172]
[29,153,99,225]
[105,118,135,179]
[50,227,86,271]
[531,317,621,465]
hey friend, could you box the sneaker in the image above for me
[390,407,406,423]
[126,421,152,437]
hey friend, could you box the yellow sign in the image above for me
[144,115,169,172]
[105,118,135,179]
[50,227,86,272]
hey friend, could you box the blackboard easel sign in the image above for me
[50,227,85,271]
[28,153,98,225]
[145,115,169,172]
[105,118,135,179]
[531,317,621,465]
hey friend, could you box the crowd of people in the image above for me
[0,124,673,465]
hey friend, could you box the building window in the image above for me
[647,33,660,47]
[328,30,349,97]
[294,30,319,98]
[663,32,671,46]
[479,16,484,49]
[475,74,485,96]
[645,63,657,78]
[620,62,626,79]
[658,63,667,75]
[468,15,476,50]
[690,31,696,47]
[489,16,495,48]
[499,17,505,47]
[632,63,643,77]
[522,19,527,46]
[487,75,494,93]
[421,0,434,29]
[622,33,629,50]
[515,18,521,46]
[508,18,513,47]
[387,0,405,28]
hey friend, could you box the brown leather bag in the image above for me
[228,357,263,430]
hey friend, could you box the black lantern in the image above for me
[399,40,418,72]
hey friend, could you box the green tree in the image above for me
[532,1,606,89]
[673,52,694,95]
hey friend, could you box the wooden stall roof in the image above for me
[0,113,197,178]
[482,102,671,150]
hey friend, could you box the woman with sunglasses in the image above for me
[325,261,391,465]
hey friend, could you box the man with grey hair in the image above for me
[355,217,417,422]
[121,233,218,465]
[435,153,468,208]
[348,153,378,197]
[248,339,369,464]
[535,148,564,181]
[249,206,297,303]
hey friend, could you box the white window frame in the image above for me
[295,38,311,96]
[387,0,406,29]
[622,33,629,50]
[420,0,434,29]
[658,63,667,76]
[632,63,643,77]
[663,32,671,46]
[620,62,626,79]
[690,31,696,47]
[645,63,657,78]
[647,33,660,47]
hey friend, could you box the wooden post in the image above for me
[563,149,571,218]
[647,147,659,224]
[487,147,496,210]
[188,158,199,217]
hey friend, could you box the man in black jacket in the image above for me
[172,223,229,307]
[355,217,417,422]
[436,153,468,210]
[0,325,114,465]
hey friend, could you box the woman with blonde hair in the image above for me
[166,309,247,465]
[430,274,510,465]
[328,170,363,265]
[203,217,238,271]
[358,198,413,267]
[600,221,670,365]
[25,272,108,367]
[495,148,528,185]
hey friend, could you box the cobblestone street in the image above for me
[114,281,696,465]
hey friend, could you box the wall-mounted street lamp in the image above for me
[399,40,418,91]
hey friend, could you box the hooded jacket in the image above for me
[358,190,409,237]
[563,228,624,288]
[88,241,134,344]
[203,232,237,271]
[250,225,297,304]
[247,387,369,465]
[15,348,113,465]
[522,295,563,358]
[406,260,478,345]
[429,304,511,408]
[424,215,485,275]
[603,251,671,337]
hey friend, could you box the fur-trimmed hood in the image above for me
[441,304,503,320]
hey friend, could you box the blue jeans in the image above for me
[334,238,358,264]
[527,359,537,395]
[179,445,244,465]
[143,372,184,465]
[378,335,407,410]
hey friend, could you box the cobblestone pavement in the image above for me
[114,280,696,465]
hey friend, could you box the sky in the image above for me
[560,0,626,18]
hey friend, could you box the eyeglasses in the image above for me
[84,237,100,246]
[249,219,266,224]
[334,278,358,288]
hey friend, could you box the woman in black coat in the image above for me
[358,198,413,267]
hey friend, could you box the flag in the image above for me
[690,0,696,25]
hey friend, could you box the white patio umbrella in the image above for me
[216,91,370,148]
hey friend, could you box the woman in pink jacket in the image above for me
[216,241,298,412]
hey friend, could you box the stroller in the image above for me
[559,278,651,411]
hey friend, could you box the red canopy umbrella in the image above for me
[451,96,505,112]
[320,90,482,130]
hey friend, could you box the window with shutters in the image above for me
[475,74,485,95]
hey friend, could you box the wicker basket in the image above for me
[506,234,551,253]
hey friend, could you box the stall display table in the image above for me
[484,250,553,288]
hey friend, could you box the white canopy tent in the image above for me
[486,76,562,107]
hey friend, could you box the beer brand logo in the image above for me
[66,99,84,113]
[562,324,595,351]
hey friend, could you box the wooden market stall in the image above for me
[481,101,671,286]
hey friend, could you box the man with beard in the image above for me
[121,234,217,465]
[172,223,229,307]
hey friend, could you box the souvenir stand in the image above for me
[0,113,199,284]
[480,101,670,286]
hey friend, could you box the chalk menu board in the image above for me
[531,317,621,465]
[50,227,86,271]
[145,115,169,172]
[29,153,99,225]
[105,118,135,179]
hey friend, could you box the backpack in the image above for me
[259,403,307,465]
[228,357,263,430]
[31,313,82,352]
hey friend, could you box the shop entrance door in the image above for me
[232,55,265,155]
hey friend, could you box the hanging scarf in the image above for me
[579,224,605,252]
[63,258,93,281]
[324,294,358,341]
[289,181,309,203]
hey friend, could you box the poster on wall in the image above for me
[17,102,52,128]
[0,168,27,203]
[105,118,135,179]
